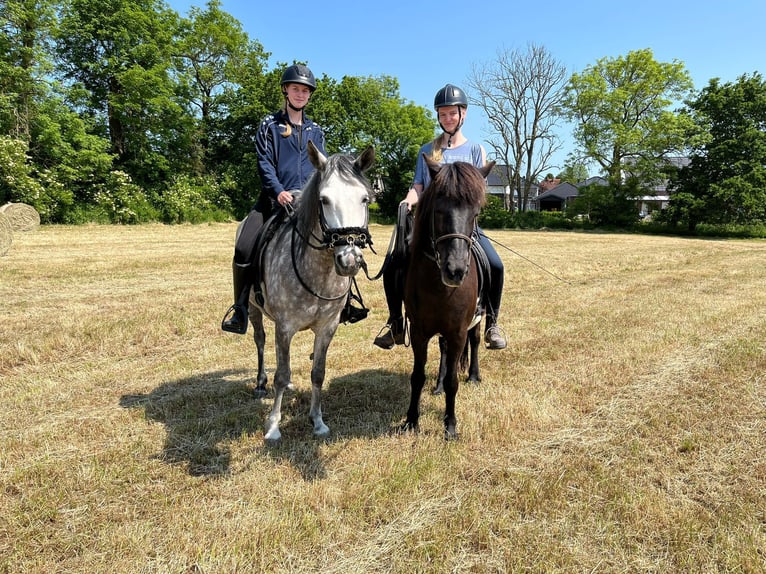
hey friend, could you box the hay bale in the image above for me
[0,202,40,232]
[0,211,12,256]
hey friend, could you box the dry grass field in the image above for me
[1,223,765,573]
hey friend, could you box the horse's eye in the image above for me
[362,195,369,205]
[320,196,330,206]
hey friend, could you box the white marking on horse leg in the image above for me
[310,384,329,437]
[264,387,284,441]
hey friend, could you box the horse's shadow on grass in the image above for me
[119,367,410,480]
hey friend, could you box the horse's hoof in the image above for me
[393,421,419,435]
[432,383,444,396]
[253,386,268,399]
[444,428,459,441]
[466,377,481,385]
[264,428,281,443]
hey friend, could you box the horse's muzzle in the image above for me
[441,266,468,287]
[334,245,363,276]
[439,249,472,287]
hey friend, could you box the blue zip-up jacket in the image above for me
[254,109,327,210]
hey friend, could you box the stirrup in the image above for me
[373,324,396,350]
[484,325,507,350]
[221,304,248,335]
[340,280,369,324]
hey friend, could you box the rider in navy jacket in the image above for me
[222,64,326,335]
[254,108,326,214]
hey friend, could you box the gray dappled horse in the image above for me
[401,157,495,440]
[240,142,374,442]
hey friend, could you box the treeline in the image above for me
[2,2,765,232]
[0,0,435,223]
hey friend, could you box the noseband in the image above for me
[318,201,373,251]
[286,200,373,252]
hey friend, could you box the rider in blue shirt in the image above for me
[373,84,507,350]
[222,64,327,334]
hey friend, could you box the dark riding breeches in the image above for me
[234,209,265,265]
[476,227,504,321]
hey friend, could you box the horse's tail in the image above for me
[459,341,469,373]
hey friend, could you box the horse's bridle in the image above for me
[289,200,373,252]
[287,200,373,301]
[429,210,477,270]
[318,203,373,251]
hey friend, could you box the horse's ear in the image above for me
[355,146,375,173]
[479,160,496,179]
[424,154,441,179]
[308,140,328,170]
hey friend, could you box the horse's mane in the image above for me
[295,152,371,235]
[413,161,487,246]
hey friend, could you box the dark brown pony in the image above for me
[401,156,495,439]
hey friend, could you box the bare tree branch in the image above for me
[467,43,567,211]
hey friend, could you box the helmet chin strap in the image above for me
[438,108,464,148]
[283,90,307,113]
[286,99,306,113]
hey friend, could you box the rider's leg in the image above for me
[221,210,263,335]
[477,229,507,350]
[373,261,405,349]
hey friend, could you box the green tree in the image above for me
[557,163,589,184]
[664,73,766,230]
[0,0,56,139]
[310,74,434,217]
[209,60,273,216]
[173,0,266,175]
[56,0,184,189]
[562,48,695,185]
[567,178,641,226]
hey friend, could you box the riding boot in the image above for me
[221,262,251,335]
[373,316,404,350]
[484,314,507,350]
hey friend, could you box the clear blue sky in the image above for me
[168,0,765,173]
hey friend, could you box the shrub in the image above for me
[159,175,232,224]
[0,136,74,222]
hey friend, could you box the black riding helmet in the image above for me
[281,64,317,92]
[434,84,468,148]
[434,83,468,109]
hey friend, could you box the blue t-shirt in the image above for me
[413,140,485,190]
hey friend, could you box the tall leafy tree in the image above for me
[562,48,695,185]
[210,60,274,215]
[0,0,56,139]
[1,0,119,222]
[665,73,766,230]
[56,0,183,189]
[173,0,266,175]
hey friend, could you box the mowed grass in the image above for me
[1,222,765,573]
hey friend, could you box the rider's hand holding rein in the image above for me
[401,184,423,211]
[278,190,296,207]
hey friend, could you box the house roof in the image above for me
[485,165,540,195]
[486,164,510,187]
[536,182,579,201]
[577,176,608,187]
